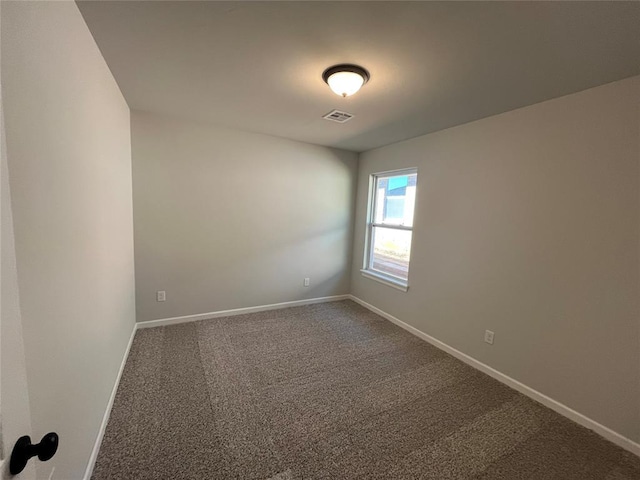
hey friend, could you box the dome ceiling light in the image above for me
[322,64,370,97]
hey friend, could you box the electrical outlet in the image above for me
[157,290,166,302]
[484,330,495,345]
[303,278,310,287]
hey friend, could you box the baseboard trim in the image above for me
[83,322,138,480]
[83,293,640,477]
[137,294,352,329]
[348,294,640,458]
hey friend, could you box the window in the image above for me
[362,169,417,291]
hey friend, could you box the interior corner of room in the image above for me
[1,0,639,478]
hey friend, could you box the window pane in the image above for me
[370,226,412,281]
[374,173,417,226]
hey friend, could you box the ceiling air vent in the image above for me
[322,109,354,123]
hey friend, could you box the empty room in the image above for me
[1,1,640,479]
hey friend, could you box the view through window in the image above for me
[364,169,417,287]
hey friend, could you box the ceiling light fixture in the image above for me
[322,64,370,97]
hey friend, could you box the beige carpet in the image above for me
[92,300,640,479]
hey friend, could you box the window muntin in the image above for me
[364,169,417,287]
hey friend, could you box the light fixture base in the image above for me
[322,64,370,85]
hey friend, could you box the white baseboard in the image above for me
[137,295,351,329]
[348,294,640,458]
[83,322,138,480]
[84,293,640,479]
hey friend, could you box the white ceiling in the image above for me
[77,1,640,152]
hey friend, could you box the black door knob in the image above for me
[9,432,59,475]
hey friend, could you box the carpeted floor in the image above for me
[92,300,640,479]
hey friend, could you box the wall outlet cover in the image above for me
[484,330,495,345]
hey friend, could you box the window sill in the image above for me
[360,269,409,292]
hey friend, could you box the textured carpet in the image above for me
[92,300,640,479]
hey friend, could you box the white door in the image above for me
[0,6,35,475]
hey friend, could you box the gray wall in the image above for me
[352,76,640,442]
[132,111,357,322]
[2,2,136,478]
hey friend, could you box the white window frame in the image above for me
[361,168,417,292]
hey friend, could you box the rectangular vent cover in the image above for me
[322,109,354,123]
